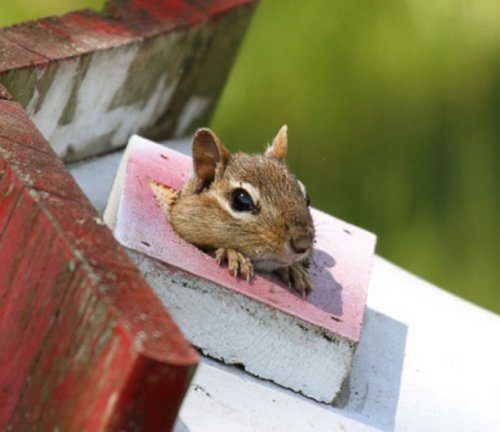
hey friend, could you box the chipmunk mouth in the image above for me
[253,259,289,272]
[252,249,310,272]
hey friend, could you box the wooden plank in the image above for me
[0,92,198,430]
[0,100,53,154]
[0,34,47,73]
[43,10,136,50]
[0,0,258,426]
[0,20,91,60]
[104,0,257,35]
[0,0,258,162]
[0,10,137,59]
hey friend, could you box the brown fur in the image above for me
[168,126,315,296]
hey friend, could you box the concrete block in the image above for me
[105,135,377,403]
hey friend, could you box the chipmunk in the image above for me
[167,125,315,297]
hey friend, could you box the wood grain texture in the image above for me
[0,0,258,161]
[0,1,258,426]
[104,0,257,35]
[0,92,198,429]
[0,83,12,100]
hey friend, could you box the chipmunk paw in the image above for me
[277,262,313,299]
[215,248,254,282]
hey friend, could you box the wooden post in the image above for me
[0,0,258,161]
[0,0,258,429]
[0,84,197,430]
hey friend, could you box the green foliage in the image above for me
[212,0,500,313]
[0,1,105,27]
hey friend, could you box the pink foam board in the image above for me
[112,137,376,344]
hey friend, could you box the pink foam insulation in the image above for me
[114,138,376,343]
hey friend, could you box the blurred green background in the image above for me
[2,1,499,313]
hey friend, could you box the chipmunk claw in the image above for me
[215,248,254,282]
[277,262,313,299]
[276,266,292,288]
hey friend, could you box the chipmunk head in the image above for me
[168,126,314,271]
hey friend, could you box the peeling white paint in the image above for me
[109,74,180,148]
[48,45,140,157]
[28,60,79,139]
[174,96,211,137]
[25,70,42,114]
[28,37,182,160]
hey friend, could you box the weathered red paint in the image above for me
[0,20,84,60]
[0,101,53,154]
[0,92,198,428]
[105,0,258,35]
[0,11,136,62]
[0,0,258,428]
[0,33,46,72]
[0,0,258,71]
[47,10,136,48]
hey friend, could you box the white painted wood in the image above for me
[174,96,211,137]
[68,140,500,432]
[172,257,500,432]
[174,357,376,432]
[26,32,208,160]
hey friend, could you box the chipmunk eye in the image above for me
[306,192,311,206]
[231,188,255,212]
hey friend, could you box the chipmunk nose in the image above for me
[290,234,312,255]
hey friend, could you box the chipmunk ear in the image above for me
[192,128,230,187]
[265,125,288,161]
